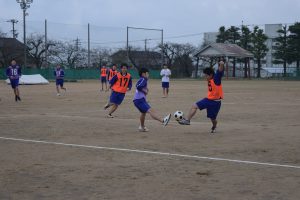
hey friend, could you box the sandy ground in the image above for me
[0,79,300,200]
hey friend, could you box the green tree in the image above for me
[216,26,228,43]
[226,26,240,77]
[250,26,268,78]
[273,25,292,77]
[239,25,252,78]
[288,22,300,72]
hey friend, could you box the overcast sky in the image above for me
[0,0,299,48]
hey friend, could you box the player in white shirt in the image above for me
[160,64,171,98]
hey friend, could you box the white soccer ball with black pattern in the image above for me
[174,111,184,121]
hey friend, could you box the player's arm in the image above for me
[109,74,118,88]
[127,77,133,91]
[136,78,147,94]
[218,60,224,72]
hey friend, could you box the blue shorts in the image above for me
[162,82,169,88]
[196,98,221,120]
[10,79,19,89]
[110,91,125,105]
[133,98,151,113]
[56,79,64,87]
[101,76,107,83]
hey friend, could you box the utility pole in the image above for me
[88,23,90,68]
[7,19,18,38]
[16,0,33,67]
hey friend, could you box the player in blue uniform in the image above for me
[133,67,171,132]
[54,64,66,96]
[6,59,22,101]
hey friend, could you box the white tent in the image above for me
[6,74,49,85]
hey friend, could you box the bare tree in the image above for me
[27,34,55,68]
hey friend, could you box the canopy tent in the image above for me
[6,74,49,85]
[194,43,254,78]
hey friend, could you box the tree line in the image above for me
[1,22,300,78]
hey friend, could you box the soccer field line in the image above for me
[0,136,300,170]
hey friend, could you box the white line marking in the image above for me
[1,136,300,170]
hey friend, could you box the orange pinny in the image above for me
[111,72,131,93]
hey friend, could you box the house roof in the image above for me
[195,43,254,58]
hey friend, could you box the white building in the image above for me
[264,24,282,67]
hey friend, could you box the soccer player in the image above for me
[54,64,66,96]
[133,67,171,132]
[107,64,118,82]
[178,59,225,133]
[6,59,22,101]
[104,64,132,118]
[100,64,108,91]
[160,64,171,98]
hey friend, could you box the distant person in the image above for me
[107,64,118,84]
[178,59,225,133]
[6,59,22,101]
[104,64,132,118]
[133,67,171,132]
[54,64,66,96]
[160,64,171,98]
[100,64,108,91]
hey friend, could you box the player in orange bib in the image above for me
[100,64,108,91]
[104,64,132,118]
[107,64,118,82]
[178,59,225,133]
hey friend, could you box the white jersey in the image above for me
[160,69,171,82]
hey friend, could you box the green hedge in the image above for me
[0,68,161,80]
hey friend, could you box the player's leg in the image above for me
[162,82,166,97]
[60,81,66,92]
[16,87,21,101]
[166,82,169,97]
[211,119,217,133]
[207,101,221,133]
[138,113,149,132]
[178,98,208,125]
[107,104,118,117]
[147,108,171,126]
[105,81,108,91]
[107,92,124,117]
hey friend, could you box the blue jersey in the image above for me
[213,69,224,86]
[134,77,148,100]
[54,68,65,79]
[6,65,21,79]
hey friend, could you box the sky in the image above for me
[0,0,300,49]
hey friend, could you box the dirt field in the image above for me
[0,79,300,200]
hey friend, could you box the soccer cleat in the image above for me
[103,103,111,110]
[211,126,217,133]
[138,126,149,132]
[106,114,114,118]
[178,118,190,125]
[163,114,171,126]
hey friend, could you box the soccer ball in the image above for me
[174,111,184,121]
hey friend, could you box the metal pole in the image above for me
[88,23,90,68]
[126,26,129,64]
[44,19,48,68]
[23,8,27,68]
[161,29,164,66]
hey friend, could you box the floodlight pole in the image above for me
[16,0,33,68]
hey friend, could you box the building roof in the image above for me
[195,43,254,58]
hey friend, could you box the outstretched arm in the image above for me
[218,60,224,72]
